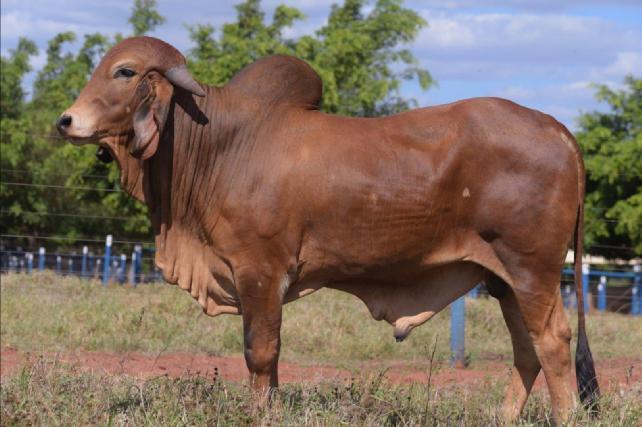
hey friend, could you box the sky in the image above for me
[1,0,641,130]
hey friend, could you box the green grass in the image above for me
[2,356,640,426]
[1,273,640,366]
[1,273,641,426]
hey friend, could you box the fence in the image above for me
[450,263,641,367]
[0,235,159,286]
[1,236,641,368]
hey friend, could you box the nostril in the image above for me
[60,115,72,126]
[57,114,72,133]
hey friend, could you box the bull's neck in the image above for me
[145,85,245,244]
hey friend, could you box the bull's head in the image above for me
[57,36,204,160]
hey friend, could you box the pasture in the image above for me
[1,273,641,425]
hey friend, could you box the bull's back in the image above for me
[271,98,580,274]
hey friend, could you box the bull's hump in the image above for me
[227,55,322,109]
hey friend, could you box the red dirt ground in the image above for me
[1,347,639,391]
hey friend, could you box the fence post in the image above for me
[102,235,112,286]
[119,254,127,284]
[633,264,641,316]
[450,296,466,368]
[68,255,74,275]
[56,255,62,274]
[38,247,45,271]
[135,245,142,285]
[469,284,478,298]
[129,251,137,286]
[598,276,607,312]
[26,253,33,274]
[582,263,590,313]
[88,253,94,278]
[81,246,88,278]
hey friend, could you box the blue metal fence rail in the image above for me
[1,241,640,368]
[561,264,641,315]
[0,235,154,285]
[448,263,640,368]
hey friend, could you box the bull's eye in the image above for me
[114,68,136,79]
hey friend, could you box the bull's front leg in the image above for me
[236,266,285,400]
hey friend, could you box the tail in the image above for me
[573,160,600,412]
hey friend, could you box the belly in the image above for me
[284,261,484,340]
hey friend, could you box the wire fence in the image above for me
[2,235,640,313]
[447,263,641,367]
[2,234,640,371]
[0,235,159,286]
[1,166,641,368]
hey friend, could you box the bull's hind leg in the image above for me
[487,275,542,422]
[512,283,576,424]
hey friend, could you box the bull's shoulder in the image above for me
[227,55,322,109]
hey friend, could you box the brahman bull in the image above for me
[58,36,599,423]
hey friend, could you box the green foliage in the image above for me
[577,76,642,258]
[129,0,165,36]
[188,0,433,115]
[186,0,303,86]
[1,0,639,259]
[0,2,159,250]
[0,38,37,120]
[304,0,433,115]
[1,0,432,251]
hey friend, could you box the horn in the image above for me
[164,65,206,97]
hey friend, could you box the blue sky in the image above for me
[2,0,641,129]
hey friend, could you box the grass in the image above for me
[1,273,640,366]
[1,356,640,426]
[1,272,641,425]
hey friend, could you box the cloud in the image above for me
[593,51,642,79]
[497,86,534,99]
[1,0,639,131]
[417,11,641,69]
[408,0,642,12]
[1,8,127,55]
[407,9,642,95]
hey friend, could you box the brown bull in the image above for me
[58,36,599,423]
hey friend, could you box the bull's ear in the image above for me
[130,75,173,160]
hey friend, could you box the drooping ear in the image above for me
[129,73,173,160]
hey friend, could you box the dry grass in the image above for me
[1,356,640,426]
[1,273,641,426]
[1,273,640,366]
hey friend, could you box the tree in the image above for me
[188,0,433,116]
[577,75,642,258]
[1,39,39,242]
[300,0,433,115]
[1,38,37,120]
[2,0,433,253]
[129,0,165,36]
[1,0,165,250]
[187,0,305,86]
